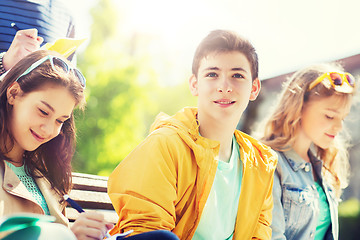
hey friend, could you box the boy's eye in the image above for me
[206,72,217,78]
[233,73,244,78]
[56,119,64,124]
[39,108,48,116]
[325,115,334,120]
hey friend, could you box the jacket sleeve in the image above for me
[107,131,179,235]
[270,170,287,240]
[252,170,274,239]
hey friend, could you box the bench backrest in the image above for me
[67,172,118,224]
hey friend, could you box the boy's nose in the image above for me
[217,79,232,93]
[217,87,232,93]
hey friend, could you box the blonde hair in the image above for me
[260,62,355,197]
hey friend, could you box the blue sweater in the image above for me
[0,0,75,52]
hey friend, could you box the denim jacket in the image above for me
[271,149,338,240]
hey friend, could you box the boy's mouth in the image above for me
[214,99,236,106]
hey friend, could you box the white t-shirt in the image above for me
[193,135,243,240]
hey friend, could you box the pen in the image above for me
[63,194,84,213]
[63,195,112,238]
[10,22,20,31]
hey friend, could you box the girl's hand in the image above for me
[71,211,113,240]
[3,29,43,71]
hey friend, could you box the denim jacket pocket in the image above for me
[282,185,316,237]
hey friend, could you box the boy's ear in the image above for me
[189,74,199,96]
[249,78,261,101]
[7,82,21,105]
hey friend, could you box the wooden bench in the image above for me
[66,172,118,225]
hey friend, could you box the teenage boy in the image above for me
[108,29,278,240]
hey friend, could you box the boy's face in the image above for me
[189,51,260,125]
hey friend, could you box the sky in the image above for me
[63,0,360,84]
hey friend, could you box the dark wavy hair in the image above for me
[0,50,85,196]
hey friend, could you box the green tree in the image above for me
[73,0,197,176]
[73,0,147,175]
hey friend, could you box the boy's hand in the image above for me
[3,28,43,71]
[71,211,113,240]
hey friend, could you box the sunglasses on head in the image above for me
[15,55,86,88]
[308,72,355,93]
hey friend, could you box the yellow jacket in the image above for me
[108,107,277,240]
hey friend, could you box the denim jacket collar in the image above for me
[282,148,323,179]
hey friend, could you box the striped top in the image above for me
[0,0,75,53]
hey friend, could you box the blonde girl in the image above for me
[260,62,355,240]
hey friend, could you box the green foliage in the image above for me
[73,65,146,176]
[339,198,360,218]
[89,0,118,44]
[72,0,147,175]
[142,80,197,133]
[72,0,197,176]
[339,198,360,239]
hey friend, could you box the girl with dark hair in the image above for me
[0,50,112,239]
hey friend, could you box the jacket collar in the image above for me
[2,160,34,200]
[1,160,68,225]
[282,148,323,174]
[150,107,277,169]
[150,107,220,153]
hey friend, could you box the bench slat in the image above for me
[68,172,118,225]
[72,172,108,192]
[68,189,114,210]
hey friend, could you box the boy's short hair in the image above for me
[192,29,259,80]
